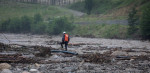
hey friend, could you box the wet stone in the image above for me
[1,69,12,73]
[22,71,30,73]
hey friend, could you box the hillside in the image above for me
[0,1,73,22]
[0,0,150,39]
[68,0,150,19]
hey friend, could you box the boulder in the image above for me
[0,63,11,70]
[30,69,40,73]
[22,71,30,73]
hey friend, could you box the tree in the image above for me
[0,19,11,32]
[33,13,43,24]
[52,17,74,35]
[128,7,138,36]
[85,0,93,15]
[31,22,46,34]
[8,18,21,33]
[20,15,32,33]
[31,13,45,34]
[140,4,150,40]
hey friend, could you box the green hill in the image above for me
[0,0,149,39]
[68,0,150,19]
[0,1,72,22]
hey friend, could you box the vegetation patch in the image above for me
[0,14,74,35]
[0,1,72,21]
[72,24,128,39]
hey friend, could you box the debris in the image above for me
[0,34,150,73]
[125,49,136,52]
[0,43,10,51]
[133,55,150,61]
[34,46,52,57]
[116,56,131,60]
[128,52,148,56]
[78,60,85,70]
[45,40,60,45]
[111,51,128,56]
[51,50,78,55]
[0,53,36,63]
[78,53,111,64]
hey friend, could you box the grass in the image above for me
[72,24,128,39]
[69,0,150,22]
[0,1,73,22]
[74,15,128,23]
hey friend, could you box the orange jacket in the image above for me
[64,34,69,41]
[62,34,70,42]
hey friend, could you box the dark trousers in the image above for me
[61,41,68,51]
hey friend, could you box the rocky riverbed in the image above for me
[0,33,150,73]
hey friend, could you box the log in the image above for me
[0,53,36,63]
[51,50,78,55]
[116,56,131,60]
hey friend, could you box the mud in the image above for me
[0,33,150,73]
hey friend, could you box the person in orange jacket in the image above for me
[61,32,70,51]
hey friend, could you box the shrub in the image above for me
[85,0,93,15]
[127,7,139,36]
[52,16,74,35]
[0,19,11,32]
[31,22,46,34]
[140,4,150,40]
[7,18,21,33]
[0,14,74,35]
[72,24,128,39]
[33,13,43,24]
[20,15,32,33]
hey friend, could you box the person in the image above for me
[61,32,70,51]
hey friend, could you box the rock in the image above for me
[51,55,59,59]
[35,63,40,68]
[130,59,134,61]
[1,69,12,73]
[111,51,128,56]
[22,71,30,73]
[117,61,123,65]
[0,63,11,70]
[16,68,22,71]
[30,69,40,73]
